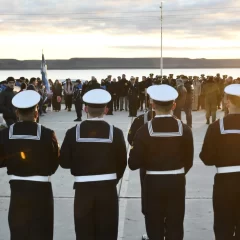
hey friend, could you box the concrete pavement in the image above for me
[0,108,224,239]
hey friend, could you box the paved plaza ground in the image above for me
[0,108,224,240]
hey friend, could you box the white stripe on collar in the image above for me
[86,118,105,121]
[220,118,240,134]
[155,114,173,118]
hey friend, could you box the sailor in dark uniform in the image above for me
[128,85,194,240]
[128,107,155,240]
[59,89,127,240]
[200,84,240,240]
[0,90,60,240]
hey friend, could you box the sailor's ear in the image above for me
[104,107,109,115]
[172,102,176,111]
[15,109,19,118]
[84,106,89,113]
[34,109,39,121]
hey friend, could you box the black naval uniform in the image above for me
[0,122,59,240]
[200,114,240,240]
[129,115,194,240]
[60,119,127,240]
[128,110,155,214]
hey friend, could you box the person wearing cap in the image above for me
[0,90,60,240]
[59,89,127,240]
[0,77,17,126]
[128,85,194,240]
[200,84,240,239]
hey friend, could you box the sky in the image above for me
[0,0,240,60]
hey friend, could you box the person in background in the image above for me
[100,79,107,90]
[116,76,121,110]
[128,77,139,117]
[73,80,83,122]
[64,78,73,112]
[223,76,233,116]
[0,81,7,93]
[174,79,187,120]
[139,76,146,111]
[47,79,53,111]
[199,84,240,240]
[119,74,129,111]
[192,76,201,111]
[0,77,17,126]
[27,77,38,91]
[87,77,101,92]
[183,76,193,128]
[105,75,114,115]
[202,76,220,124]
[59,89,127,240]
[0,90,60,240]
[111,78,119,111]
[52,80,62,112]
[20,82,27,92]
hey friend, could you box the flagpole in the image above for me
[160,2,163,77]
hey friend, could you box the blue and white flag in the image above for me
[41,52,50,93]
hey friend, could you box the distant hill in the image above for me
[0,58,240,69]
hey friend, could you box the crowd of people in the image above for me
[0,72,237,127]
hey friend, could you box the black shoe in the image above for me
[74,118,82,122]
[65,107,67,110]
[142,234,149,240]
[206,119,210,125]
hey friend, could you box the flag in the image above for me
[41,52,50,93]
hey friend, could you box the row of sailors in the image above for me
[0,84,240,240]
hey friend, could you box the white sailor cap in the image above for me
[83,89,111,108]
[12,90,40,109]
[147,85,178,102]
[224,84,240,97]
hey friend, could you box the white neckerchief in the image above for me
[86,118,105,121]
[155,114,173,118]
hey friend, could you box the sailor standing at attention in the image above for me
[0,90,60,240]
[128,85,194,240]
[128,102,155,240]
[59,89,127,240]
[200,84,240,240]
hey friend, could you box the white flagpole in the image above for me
[160,2,163,77]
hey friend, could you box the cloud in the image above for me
[0,0,239,38]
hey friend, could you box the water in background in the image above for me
[0,68,239,82]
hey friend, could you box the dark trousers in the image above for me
[139,95,145,110]
[129,96,138,117]
[213,175,240,240]
[9,181,54,240]
[107,100,113,114]
[75,101,82,119]
[52,95,61,111]
[65,95,72,110]
[112,95,118,111]
[74,183,119,240]
[184,106,192,127]
[116,96,120,110]
[144,175,185,240]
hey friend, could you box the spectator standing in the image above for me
[119,74,129,111]
[111,78,119,111]
[223,76,233,116]
[52,80,62,112]
[64,78,74,111]
[128,77,139,117]
[73,80,83,122]
[0,77,17,126]
[202,76,220,124]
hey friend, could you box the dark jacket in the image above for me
[0,87,17,124]
[52,84,62,97]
